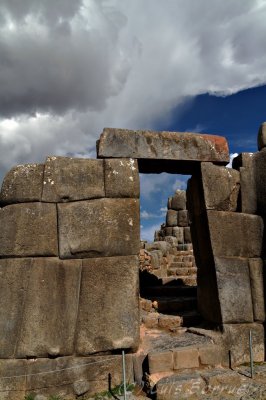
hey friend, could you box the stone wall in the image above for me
[187,157,265,365]
[1,126,266,397]
[0,156,140,398]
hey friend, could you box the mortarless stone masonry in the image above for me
[0,127,265,399]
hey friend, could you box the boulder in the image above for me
[97,129,230,167]
[58,198,140,258]
[0,163,44,204]
[75,256,139,354]
[15,258,82,358]
[42,156,104,202]
[0,203,58,257]
[201,163,240,211]
[207,211,263,258]
[104,158,139,198]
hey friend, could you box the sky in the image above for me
[0,0,266,240]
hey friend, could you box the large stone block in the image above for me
[215,257,253,323]
[0,359,27,400]
[0,203,58,257]
[0,258,32,357]
[171,190,186,211]
[240,166,257,214]
[254,148,266,217]
[42,156,104,202]
[249,258,265,322]
[104,158,139,198]
[166,210,177,227]
[201,163,240,211]
[232,152,254,170]
[0,163,44,205]
[97,129,230,167]
[58,198,140,258]
[172,227,184,244]
[178,210,188,226]
[75,256,139,355]
[222,323,264,366]
[23,355,133,399]
[148,351,173,373]
[257,121,266,150]
[207,211,263,258]
[16,258,82,358]
[233,152,257,214]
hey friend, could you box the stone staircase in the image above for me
[140,249,201,331]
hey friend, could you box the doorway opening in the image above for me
[138,173,201,330]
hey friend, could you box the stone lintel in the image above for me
[97,128,230,170]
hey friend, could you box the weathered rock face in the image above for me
[249,258,265,322]
[201,162,240,211]
[42,156,105,202]
[97,128,230,173]
[58,198,140,258]
[207,211,263,258]
[257,121,266,150]
[0,163,44,204]
[222,323,264,365]
[214,257,253,323]
[0,125,266,399]
[16,258,82,358]
[0,152,141,399]
[75,256,139,355]
[0,203,58,257]
[104,158,140,197]
[0,258,82,358]
[233,152,257,214]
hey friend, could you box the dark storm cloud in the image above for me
[0,0,266,185]
[0,0,129,117]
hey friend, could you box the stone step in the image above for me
[148,343,226,376]
[155,296,197,313]
[167,267,197,277]
[161,276,197,286]
[169,261,192,268]
[142,310,202,330]
[141,284,197,298]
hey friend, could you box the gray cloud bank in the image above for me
[0,0,266,178]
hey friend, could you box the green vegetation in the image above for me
[82,382,135,399]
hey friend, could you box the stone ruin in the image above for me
[0,125,266,398]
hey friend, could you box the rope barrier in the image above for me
[0,355,120,380]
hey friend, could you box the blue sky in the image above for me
[140,84,266,241]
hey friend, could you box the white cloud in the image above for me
[227,152,239,168]
[141,223,161,242]
[0,0,266,178]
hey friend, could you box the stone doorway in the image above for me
[139,174,201,332]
